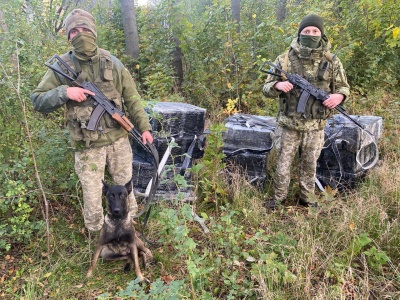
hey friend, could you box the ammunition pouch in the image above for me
[61,49,124,146]
[278,48,333,120]
[67,105,99,147]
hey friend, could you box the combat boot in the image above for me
[297,198,318,208]
[264,198,285,210]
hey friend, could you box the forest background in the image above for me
[0,0,399,299]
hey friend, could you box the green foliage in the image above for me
[134,2,177,99]
[177,0,269,112]
[156,204,260,298]
[143,67,176,99]
[98,277,186,299]
[348,233,390,270]
[0,99,42,253]
[33,126,76,191]
[191,123,228,209]
[251,252,296,290]
[25,0,396,110]
[334,0,400,92]
[0,177,43,252]
[0,0,75,253]
[156,204,209,297]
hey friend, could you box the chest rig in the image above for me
[279,48,334,120]
[58,49,123,147]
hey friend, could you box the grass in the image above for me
[1,90,399,299]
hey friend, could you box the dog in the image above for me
[86,180,153,282]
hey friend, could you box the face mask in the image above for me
[299,34,321,49]
[71,32,98,58]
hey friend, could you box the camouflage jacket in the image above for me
[263,36,350,131]
[30,48,151,149]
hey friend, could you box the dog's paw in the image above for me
[86,269,93,278]
[148,258,156,266]
[138,276,151,285]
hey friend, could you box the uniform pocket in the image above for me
[311,100,331,120]
[279,97,288,115]
[100,57,114,81]
[67,106,99,143]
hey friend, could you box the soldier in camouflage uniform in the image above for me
[262,14,350,208]
[31,9,153,231]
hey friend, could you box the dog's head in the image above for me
[102,180,133,219]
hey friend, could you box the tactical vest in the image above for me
[279,48,334,120]
[58,49,123,147]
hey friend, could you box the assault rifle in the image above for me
[45,54,159,218]
[260,60,365,129]
[45,55,145,136]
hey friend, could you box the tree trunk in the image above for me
[276,0,286,22]
[171,0,184,92]
[231,0,240,33]
[172,36,184,92]
[120,0,140,59]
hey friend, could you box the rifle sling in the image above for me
[281,50,289,80]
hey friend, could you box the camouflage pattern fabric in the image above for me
[64,9,97,38]
[30,49,152,148]
[274,126,324,202]
[262,34,350,203]
[263,36,350,131]
[74,136,137,231]
[263,36,350,100]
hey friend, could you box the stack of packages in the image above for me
[133,107,382,196]
[131,102,206,199]
[316,114,382,189]
[222,113,382,191]
[222,114,276,185]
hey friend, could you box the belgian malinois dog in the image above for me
[86,181,153,282]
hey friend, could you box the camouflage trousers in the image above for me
[274,126,324,202]
[74,136,137,232]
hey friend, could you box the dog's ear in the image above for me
[124,181,133,195]
[102,180,110,196]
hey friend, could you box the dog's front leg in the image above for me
[135,235,154,268]
[86,245,104,278]
[130,243,148,283]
